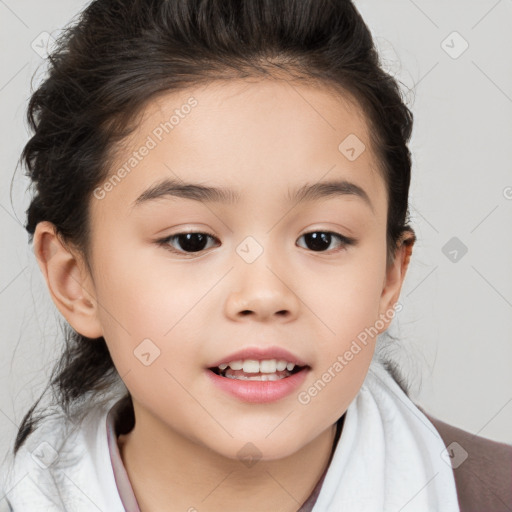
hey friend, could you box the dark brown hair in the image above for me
[15,0,416,452]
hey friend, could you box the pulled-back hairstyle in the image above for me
[15,0,416,452]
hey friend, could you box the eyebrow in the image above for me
[130,177,374,213]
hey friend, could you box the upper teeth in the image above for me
[218,359,296,373]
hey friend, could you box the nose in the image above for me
[224,253,300,323]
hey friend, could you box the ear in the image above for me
[376,229,416,331]
[33,221,103,339]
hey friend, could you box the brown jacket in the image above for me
[420,407,512,512]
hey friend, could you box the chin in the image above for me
[209,432,313,465]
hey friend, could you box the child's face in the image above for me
[43,79,411,460]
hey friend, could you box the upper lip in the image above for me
[208,346,309,369]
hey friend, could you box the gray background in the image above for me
[1,0,511,467]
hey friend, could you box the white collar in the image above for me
[311,354,460,511]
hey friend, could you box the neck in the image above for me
[118,402,340,512]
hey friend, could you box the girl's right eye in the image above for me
[156,232,219,256]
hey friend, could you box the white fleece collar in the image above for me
[312,355,460,511]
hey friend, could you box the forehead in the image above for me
[93,78,386,217]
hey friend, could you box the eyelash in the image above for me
[155,230,356,257]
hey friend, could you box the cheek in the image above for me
[94,232,214,324]
[306,254,386,345]
[92,252,204,421]
[91,242,212,374]
[297,276,381,425]
[299,246,386,411]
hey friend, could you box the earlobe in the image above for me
[33,221,103,339]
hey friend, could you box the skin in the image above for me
[34,78,414,511]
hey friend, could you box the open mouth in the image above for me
[208,359,308,381]
[206,356,311,402]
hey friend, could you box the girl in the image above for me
[1,0,510,510]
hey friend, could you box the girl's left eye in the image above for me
[156,230,356,256]
[296,231,356,253]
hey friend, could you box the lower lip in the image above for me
[206,368,309,403]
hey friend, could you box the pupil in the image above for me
[179,233,208,252]
[306,232,330,251]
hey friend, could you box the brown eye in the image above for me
[297,231,355,252]
[158,232,219,254]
